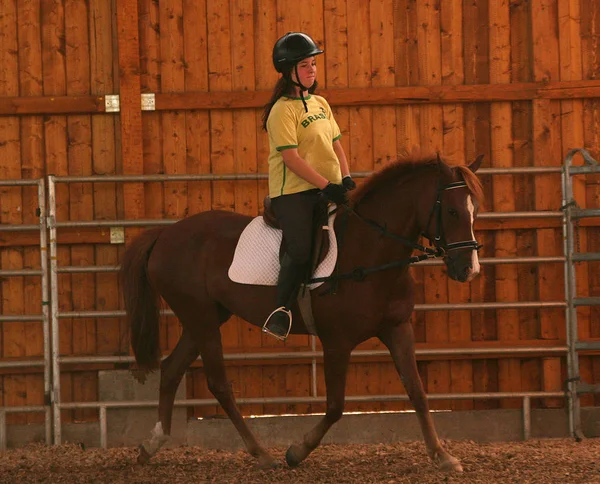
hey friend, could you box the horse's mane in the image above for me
[350,156,484,207]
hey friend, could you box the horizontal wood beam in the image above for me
[156,80,600,110]
[0,95,105,115]
[1,80,600,115]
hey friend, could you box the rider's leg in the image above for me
[263,190,319,339]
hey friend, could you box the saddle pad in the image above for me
[228,212,337,290]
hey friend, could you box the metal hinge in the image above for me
[105,94,120,113]
[105,93,156,112]
[141,93,156,111]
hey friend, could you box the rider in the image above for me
[261,32,356,340]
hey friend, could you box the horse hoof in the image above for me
[256,455,280,470]
[137,444,151,465]
[285,445,305,468]
[439,456,463,473]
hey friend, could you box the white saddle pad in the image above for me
[228,212,338,290]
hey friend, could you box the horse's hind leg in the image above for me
[198,322,278,469]
[285,344,352,467]
[138,329,200,464]
[379,322,463,472]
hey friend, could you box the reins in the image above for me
[308,179,480,285]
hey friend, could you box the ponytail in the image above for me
[262,77,290,131]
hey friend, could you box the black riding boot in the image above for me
[262,253,308,340]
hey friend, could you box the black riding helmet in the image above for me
[272,32,324,112]
[272,32,324,73]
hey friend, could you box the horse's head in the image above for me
[420,154,484,283]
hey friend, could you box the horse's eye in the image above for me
[448,208,459,217]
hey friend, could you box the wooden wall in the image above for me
[1,0,600,425]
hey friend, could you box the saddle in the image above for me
[262,196,331,279]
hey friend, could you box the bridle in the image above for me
[309,176,481,285]
[421,180,482,255]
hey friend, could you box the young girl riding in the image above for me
[261,32,355,340]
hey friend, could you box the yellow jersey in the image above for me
[266,94,342,198]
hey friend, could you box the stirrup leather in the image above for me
[262,306,292,341]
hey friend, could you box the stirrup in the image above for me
[262,306,292,341]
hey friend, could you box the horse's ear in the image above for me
[468,154,484,173]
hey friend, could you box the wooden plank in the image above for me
[139,0,164,240]
[394,2,421,411]
[116,0,144,243]
[532,0,563,408]
[190,368,217,419]
[464,0,496,411]
[138,0,166,356]
[90,0,121,357]
[148,80,600,111]
[1,79,600,116]
[370,2,396,169]
[207,0,238,352]
[489,0,520,410]
[230,0,261,413]
[182,0,211,216]
[254,0,277,359]
[441,0,472,410]
[0,95,105,115]
[284,364,311,415]
[66,0,98,422]
[159,0,187,353]
[344,0,376,413]
[394,0,421,156]
[509,0,539,401]
[41,0,73,421]
[559,0,589,404]
[17,0,45,424]
[0,0,25,425]
[417,0,450,411]
[263,364,287,416]
[180,0,211,404]
[237,366,263,416]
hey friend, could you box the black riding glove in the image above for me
[321,182,347,205]
[342,176,356,191]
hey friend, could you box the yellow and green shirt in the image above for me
[266,94,342,198]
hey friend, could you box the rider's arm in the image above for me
[280,148,329,189]
[333,139,350,178]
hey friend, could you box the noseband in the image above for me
[422,180,481,255]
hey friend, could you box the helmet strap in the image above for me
[293,65,309,113]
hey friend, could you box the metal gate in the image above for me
[0,179,50,450]
[561,148,600,439]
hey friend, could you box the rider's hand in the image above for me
[342,176,356,191]
[321,182,348,205]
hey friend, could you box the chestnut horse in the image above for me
[120,154,483,472]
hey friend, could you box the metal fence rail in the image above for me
[0,179,51,449]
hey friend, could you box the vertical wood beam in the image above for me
[116,0,144,224]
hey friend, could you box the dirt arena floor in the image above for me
[0,439,599,483]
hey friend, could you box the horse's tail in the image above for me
[120,227,164,376]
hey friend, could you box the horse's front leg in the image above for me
[379,322,463,472]
[285,345,352,467]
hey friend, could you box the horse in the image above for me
[120,153,484,472]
